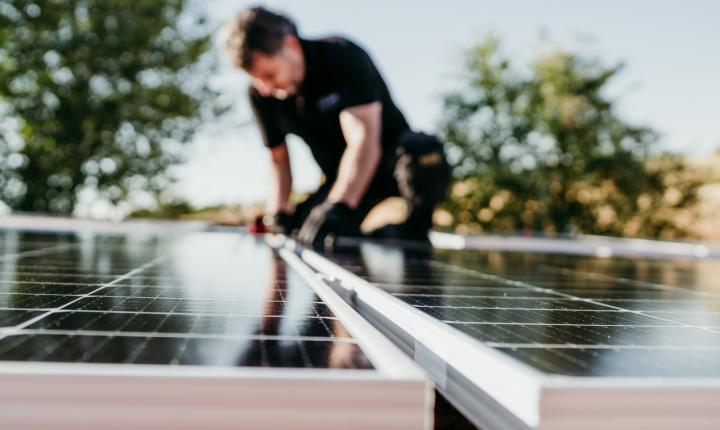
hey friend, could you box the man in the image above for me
[223,6,450,248]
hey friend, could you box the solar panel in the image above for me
[296,239,720,430]
[0,228,431,429]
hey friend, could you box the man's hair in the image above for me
[222,6,298,70]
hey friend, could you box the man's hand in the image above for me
[298,201,357,249]
[266,211,294,234]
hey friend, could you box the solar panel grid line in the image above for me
[0,292,85,298]
[82,294,324,305]
[1,270,136,277]
[394,293,557,299]
[123,328,170,364]
[540,265,720,292]
[310,306,340,337]
[0,308,23,324]
[449,322,681,327]
[4,262,158,268]
[382,277,704,292]
[20,305,343,343]
[7,262,134,269]
[11,329,355,344]
[0,243,79,263]
[538,263,720,300]
[410,304,699,313]
[645,311,720,329]
[169,314,207,365]
[6,251,148,260]
[595,297,717,303]
[484,343,720,350]
[0,334,362,368]
[10,307,338,319]
[106,279,299,289]
[3,273,199,284]
[442,315,720,348]
[0,294,79,309]
[437,310,684,327]
[460,325,720,348]
[647,310,720,315]
[91,284,310,295]
[586,301,720,313]
[411,305,623,311]
[94,296,176,339]
[426,258,720,336]
[0,280,106,288]
[393,291,717,304]
[549,291,706,300]
[406,256,720,345]
[0,254,169,339]
[408,300,630,312]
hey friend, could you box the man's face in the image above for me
[246,35,305,99]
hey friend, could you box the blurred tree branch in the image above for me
[0,0,228,214]
[438,35,706,239]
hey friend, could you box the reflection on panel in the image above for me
[0,231,371,370]
[324,243,720,377]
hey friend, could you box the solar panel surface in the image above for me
[0,225,433,430]
[325,243,720,377]
[0,230,370,369]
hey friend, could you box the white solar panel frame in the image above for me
[429,231,719,260]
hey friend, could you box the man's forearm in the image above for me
[268,145,292,213]
[270,165,292,213]
[327,136,381,208]
[328,102,383,208]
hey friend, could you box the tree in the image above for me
[0,0,218,214]
[439,36,703,238]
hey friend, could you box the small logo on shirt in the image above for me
[317,92,341,112]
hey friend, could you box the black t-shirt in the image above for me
[248,37,410,180]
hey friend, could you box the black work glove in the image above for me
[298,201,357,250]
[265,211,295,235]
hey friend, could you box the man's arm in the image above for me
[268,143,292,214]
[327,101,383,208]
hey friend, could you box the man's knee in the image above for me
[393,131,451,206]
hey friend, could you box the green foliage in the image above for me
[127,199,194,219]
[439,36,703,238]
[0,0,219,214]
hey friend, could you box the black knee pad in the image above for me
[393,131,451,206]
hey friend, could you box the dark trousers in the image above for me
[291,131,451,234]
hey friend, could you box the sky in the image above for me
[174,0,720,208]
